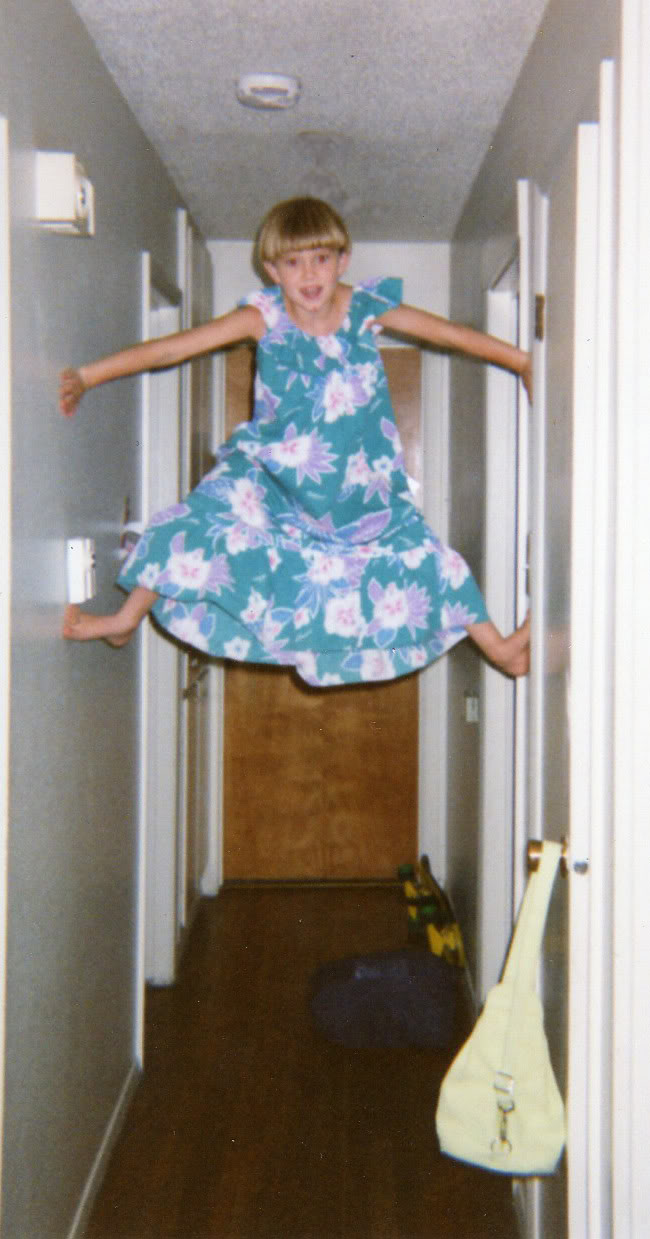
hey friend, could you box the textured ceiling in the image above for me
[68,0,548,243]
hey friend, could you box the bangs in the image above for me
[257,197,350,263]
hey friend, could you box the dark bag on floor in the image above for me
[310,949,461,1049]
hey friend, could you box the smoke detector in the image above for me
[236,73,302,111]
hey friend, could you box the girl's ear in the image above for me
[263,260,280,284]
[337,251,351,276]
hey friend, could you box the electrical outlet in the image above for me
[66,537,96,603]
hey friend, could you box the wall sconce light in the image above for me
[34,151,95,237]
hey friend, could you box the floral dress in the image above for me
[118,277,488,685]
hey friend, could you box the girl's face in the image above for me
[264,246,350,319]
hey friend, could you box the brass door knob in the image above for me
[527,838,571,877]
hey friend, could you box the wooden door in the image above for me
[223,347,421,879]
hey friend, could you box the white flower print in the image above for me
[318,334,344,360]
[168,612,210,652]
[247,290,281,328]
[344,448,372,488]
[307,551,346,585]
[437,544,471,590]
[322,371,360,422]
[324,592,364,637]
[165,546,212,592]
[356,363,379,400]
[320,364,378,423]
[372,582,410,630]
[224,637,251,661]
[225,525,250,555]
[241,589,268,624]
[295,652,318,681]
[267,548,281,572]
[137,563,161,589]
[229,477,267,529]
[270,434,311,470]
[360,650,396,681]
[400,545,428,569]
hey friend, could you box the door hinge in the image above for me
[534,294,546,341]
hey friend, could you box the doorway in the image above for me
[222,346,422,880]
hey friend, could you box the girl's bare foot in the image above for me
[62,587,159,648]
[467,615,530,678]
[63,604,136,647]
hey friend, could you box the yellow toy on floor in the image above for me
[398,855,466,968]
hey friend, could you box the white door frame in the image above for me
[567,61,617,1239]
[516,179,549,898]
[478,264,519,1000]
[612,4,650,1230]
[418,351,450,877]
[0,113,12,1211]
[136,254,183,1025]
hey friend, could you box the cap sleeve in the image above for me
[354,277,403,318]
[237,286,284,329]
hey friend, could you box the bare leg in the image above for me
[466,614,530,678]
[62,587,159,647]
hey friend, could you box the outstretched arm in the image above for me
[59,304,264,417]
[378,303,532,400]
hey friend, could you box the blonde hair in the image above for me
[257,197,351,265]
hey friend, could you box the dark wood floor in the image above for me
[86,885,518,1239]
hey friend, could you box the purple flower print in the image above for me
[441,601,477,630]
[252,374,281,425]
[205,554,234,595]
[149,502,192,527]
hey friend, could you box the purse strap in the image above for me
[501,840,562,995]
[491,841,562,1127]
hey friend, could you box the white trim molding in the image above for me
[0,113,12,1212]
[613,5,650,1234]
[418,352,450,880]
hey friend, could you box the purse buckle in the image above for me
[492,1072,515,1154]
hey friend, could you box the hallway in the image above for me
[86,886,518,1239]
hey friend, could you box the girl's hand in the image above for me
[520,354,533,402]
[59,368,87,418]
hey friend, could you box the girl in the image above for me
[60,197,531,684]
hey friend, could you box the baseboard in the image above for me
[66,1061,141,1239]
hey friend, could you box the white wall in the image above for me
[209,238,450,316]
[1,1,195,1234]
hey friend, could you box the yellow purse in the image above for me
[435,841,566,1175]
